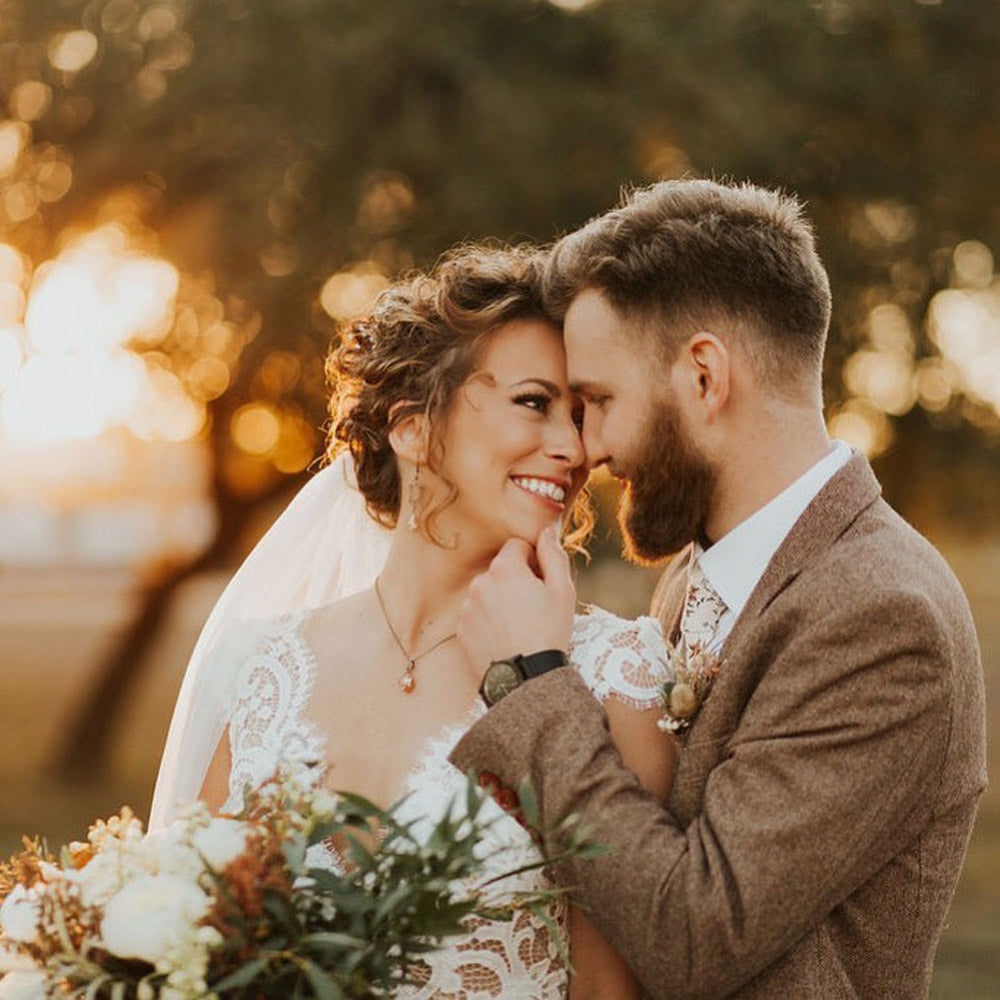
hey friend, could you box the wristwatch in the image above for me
[479,649,569,707]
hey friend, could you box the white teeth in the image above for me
[512,476,566,503]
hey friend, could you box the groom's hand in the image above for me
[458,524,576,679]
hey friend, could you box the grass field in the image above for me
[1,534,996,997]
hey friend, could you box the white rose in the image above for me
[191,819,248,872]
[0,888,40,944]
[0,970,47,1000]
[101,874,210,965]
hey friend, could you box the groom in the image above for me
[449,180,986,998]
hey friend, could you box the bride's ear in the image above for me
[387,403,430,466]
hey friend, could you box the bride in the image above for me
[150,246,675,999]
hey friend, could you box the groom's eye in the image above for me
[513,392,551,414]
[587,394,610,410]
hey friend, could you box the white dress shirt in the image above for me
[694,440,853,652]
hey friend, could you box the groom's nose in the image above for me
[581,417,610,469]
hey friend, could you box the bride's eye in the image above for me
[513,392,552,415]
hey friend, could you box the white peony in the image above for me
[101,874,210,965]
[191,818,248,872]
[0,970,47,1000]
[0,888,40,944]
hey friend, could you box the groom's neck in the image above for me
[704,402,833,545]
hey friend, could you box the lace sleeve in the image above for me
[569,606,672,711]
[219,611,325,815]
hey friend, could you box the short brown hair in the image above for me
[326,245,593,550]
[544,179,832,387]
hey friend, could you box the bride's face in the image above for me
[430,317,588,553]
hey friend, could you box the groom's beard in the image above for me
[618,396,717,564]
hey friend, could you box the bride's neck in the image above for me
[375,528,494,649]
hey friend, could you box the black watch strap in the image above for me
[515,649,569,679]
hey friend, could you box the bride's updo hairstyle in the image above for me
[326,245,592,551]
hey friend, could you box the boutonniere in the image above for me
[657,639,721,734]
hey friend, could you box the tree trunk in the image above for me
[52,474,301,780]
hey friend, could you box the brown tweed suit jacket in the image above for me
[450,453,987,998]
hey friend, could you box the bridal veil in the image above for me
[148,452,392,830]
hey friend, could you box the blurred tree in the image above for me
[1,0,998,772]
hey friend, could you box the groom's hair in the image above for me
[544,179,832,393]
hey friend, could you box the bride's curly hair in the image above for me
[326,244,593,552]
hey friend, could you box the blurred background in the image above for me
[0,0,996,994]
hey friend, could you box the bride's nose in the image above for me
[545,412,587,469]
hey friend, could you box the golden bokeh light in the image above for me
[138,5,180,43]
[828,398,894,457]
[867,303,914,356]
[10,81,53,123]
[36,160,74,202]
[273,413,316,474]
[928,284,1000,414]
[0,283,26,325]
[0,244,26,284]
[0,122,30,177]
[914,359,954,413]
[254,350,301,397]
[4,181,39,222]
[186,355,231,400]
[842,349,916,417]
[232,403,282,455]
[48,30,100,73]
[319,262,389,321]
[129,366,206,442]
[357,173,416,234]
[24,228,179,355]
[133,66,168,103]
[952,240,994,290]
[0,219,247,451]
[637,134,691,180]
[259,242,299,277]
[546,0,602,10]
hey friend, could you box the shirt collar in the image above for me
[695,441,853,618]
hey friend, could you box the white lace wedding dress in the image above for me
[217,605,668,999]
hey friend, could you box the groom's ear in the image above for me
[682,331,731,424]
[387,402,430,465]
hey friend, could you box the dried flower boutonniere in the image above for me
[657,639,721,734]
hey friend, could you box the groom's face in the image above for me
[564,289,717,562]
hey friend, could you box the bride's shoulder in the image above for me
[220,589,367,656]
[569,606,669,709]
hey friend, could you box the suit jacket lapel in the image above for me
[667,452,883,823]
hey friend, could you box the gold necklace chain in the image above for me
[373,576,458,694]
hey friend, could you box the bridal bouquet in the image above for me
[0,767,593,1000]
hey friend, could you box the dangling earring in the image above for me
[407,464,422,531]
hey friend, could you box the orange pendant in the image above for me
[399,662,416,694]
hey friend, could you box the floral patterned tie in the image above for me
[680,560,728,658]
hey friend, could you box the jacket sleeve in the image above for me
[448,589,952,999]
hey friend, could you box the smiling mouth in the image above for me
[511,476,568,508]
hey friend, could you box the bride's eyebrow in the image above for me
[509,377,562,397]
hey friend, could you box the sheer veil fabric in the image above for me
[148,453,392,831]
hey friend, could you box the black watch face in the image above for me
[483,660,522,704]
